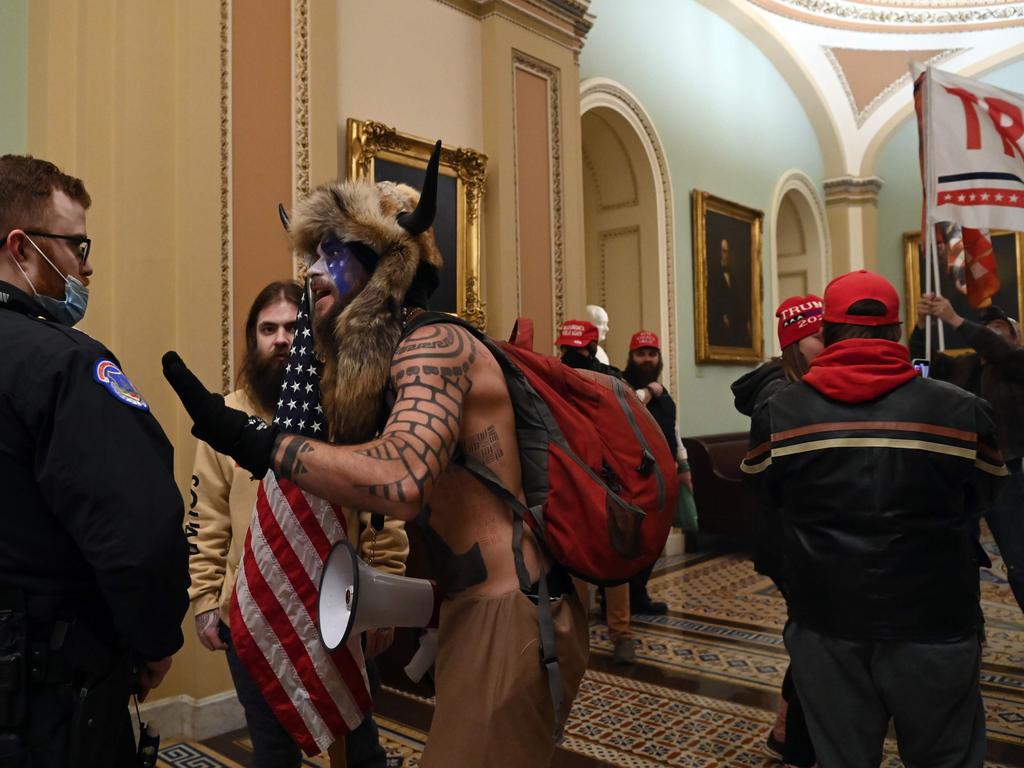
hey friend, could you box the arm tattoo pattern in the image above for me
[356,326,477,504]
[278,437,314,481]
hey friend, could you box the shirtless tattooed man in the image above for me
[164,146,588,767]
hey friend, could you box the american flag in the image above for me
[229,286,372,756]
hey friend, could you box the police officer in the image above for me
[0,155,189,767]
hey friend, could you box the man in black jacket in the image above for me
[743,270,1004,767]
[911,296,1024,613]
[0,155,189,767]
[622,330,690,615]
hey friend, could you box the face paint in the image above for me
[311,235,370,305]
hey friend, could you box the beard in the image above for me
[623,357,662,388]
[313,295,345,362]
[243,351,288,415]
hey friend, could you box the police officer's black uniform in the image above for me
[0,281,189,767]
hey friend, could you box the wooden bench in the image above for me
[682,432,758,548]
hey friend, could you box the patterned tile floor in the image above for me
[164,537,1024,766]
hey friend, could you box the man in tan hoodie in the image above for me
[186,280,409,768]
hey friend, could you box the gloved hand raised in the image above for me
[162,351,278,479]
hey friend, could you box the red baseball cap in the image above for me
[776,295,823,349]
[556,320,599,348]
[823,270,900,326]
[629,330,660,352]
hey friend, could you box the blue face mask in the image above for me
[13,235,90,326]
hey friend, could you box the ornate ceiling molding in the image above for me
[750,0,1024,32]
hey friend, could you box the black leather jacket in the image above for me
[743,374,1004,641]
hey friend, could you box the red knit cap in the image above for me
[629,330,660,352]
[776,295,823,350]
[556,320,599,348]
[823,270,900,326]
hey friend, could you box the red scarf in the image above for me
[803,338,918,403]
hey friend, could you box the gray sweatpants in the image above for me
[784,622,985,768]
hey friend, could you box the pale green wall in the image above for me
[581,0,827,436]
[875,57,1024,310]
[0,0,29,154]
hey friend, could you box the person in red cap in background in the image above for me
[557,320,636,664]
[742,270,1005,767]
[622,330,691,615]
[731,296,823,768]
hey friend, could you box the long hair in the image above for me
[780,344,811,382]
[237,280,303,392]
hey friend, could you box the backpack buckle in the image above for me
[637,449,655,477]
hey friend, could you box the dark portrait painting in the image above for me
[904,229,1023,352]
[373,158,459,315]
[693,191,764,363]
[346,118,488,329]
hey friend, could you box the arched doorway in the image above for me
[769,172,829,355]
[580,79,675,391]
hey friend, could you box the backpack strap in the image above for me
[401,313,568,741]
[462,456,566,742]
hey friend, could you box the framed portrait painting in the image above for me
[903,229,1024,353]
[346,118,488,329]
[692,190,764,363]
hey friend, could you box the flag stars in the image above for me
[1011,195,1020,204]
[298,419,306,430]
[302,327,311,338]
[996,194,1005,202]
[283,417,293,428]
[301,401,310,412]
[291,381,301,392]
[316,405,323,414]
[288,399,297,410]
[305,383,314,393]
[312,422,322,433]
[981,192,990,201]
[297,346,308,357]
[968,193,977,202]
[957,194,966,202]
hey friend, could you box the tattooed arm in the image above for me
[270,324,477,520]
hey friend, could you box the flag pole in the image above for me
[922,67,933,360]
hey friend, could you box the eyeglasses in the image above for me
[0,230,92,265]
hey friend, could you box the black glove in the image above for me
[162,351,278,479]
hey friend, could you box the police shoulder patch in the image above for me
[93,359,150,411]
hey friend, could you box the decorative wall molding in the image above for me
[824,46,962,128]
[513,50,565,326]
[434,0,595,52]
[219,0,233,393]
[579,78,678,395]
[750,0,1024,32]
[291,0,311,281]
[824,174,885,204]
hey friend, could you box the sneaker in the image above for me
[612,636,636,665]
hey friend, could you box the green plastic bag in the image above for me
[674,480,698,532]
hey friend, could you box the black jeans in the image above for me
[220,623,387,768]
[785,622,985,768]
[985,462,1024,612]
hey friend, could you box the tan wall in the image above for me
[26,0,231,701]
[337,0,484,156]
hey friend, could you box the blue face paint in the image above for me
[312,235,370,305]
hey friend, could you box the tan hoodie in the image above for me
[186,389,410,622]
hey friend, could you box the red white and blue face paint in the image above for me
[318,235,371,297]
[307,235,371,313]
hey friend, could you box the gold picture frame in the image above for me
[347,118,488,329]
[693,190,764,363]
[903,229,1024,354]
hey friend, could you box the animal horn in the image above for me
[277,203,290,231]
[396,140,441,236]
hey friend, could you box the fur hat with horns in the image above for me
[288,141,443,444]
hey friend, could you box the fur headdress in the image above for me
[289,142,443,443]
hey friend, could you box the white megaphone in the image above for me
[318,540,441,652]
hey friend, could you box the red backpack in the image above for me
[404,313,678,587]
